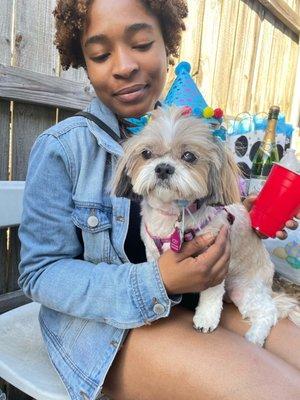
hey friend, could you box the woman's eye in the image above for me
[182,152,197,163]
[142,150,152,160]
[91,53,110,63]
[134,41,154,51]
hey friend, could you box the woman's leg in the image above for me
[103,306,300,400]
[220,302,300,370]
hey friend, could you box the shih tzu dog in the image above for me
[112,106,300,346]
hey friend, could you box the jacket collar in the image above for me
[84,97,124,156]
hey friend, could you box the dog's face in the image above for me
[112,107,240,205]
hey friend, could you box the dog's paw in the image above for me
[244,330,266,347]
[193,312,220,333]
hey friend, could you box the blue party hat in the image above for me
[163,61,224,127]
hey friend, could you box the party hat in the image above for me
[164,61,224,126]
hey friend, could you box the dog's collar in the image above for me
[146,205,235,255]
[152,200,201,217]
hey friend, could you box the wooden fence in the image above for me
[0,0,299,397]
[170,0,300,123]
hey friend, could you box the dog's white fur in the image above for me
[112,106,300,346]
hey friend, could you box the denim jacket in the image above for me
[18,97,181,400]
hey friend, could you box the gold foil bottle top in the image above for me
[263,106,280,145]
[268,106,280,120]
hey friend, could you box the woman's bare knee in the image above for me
[220,302,300,370]
[104,306,300,400]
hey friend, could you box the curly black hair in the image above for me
[53,0,188,70]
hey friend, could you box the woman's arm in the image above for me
[18,133,180,330]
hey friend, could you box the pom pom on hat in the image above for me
[175,61,191,75]
[214,108,224,119]
[203,107,214,118]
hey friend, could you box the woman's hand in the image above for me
[158,226,230,295]
[243,194,299,240]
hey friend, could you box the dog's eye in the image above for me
[142,150,152,160]
[182,152,197,163]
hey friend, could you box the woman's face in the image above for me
[81,0,168,118]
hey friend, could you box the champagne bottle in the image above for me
[248,106,280,194]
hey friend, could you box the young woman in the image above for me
[19,1,300,399]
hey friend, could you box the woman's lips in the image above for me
[114,84,149,103]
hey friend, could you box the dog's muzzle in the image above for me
[155,163,175,180]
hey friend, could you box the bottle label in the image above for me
[261,141,276,156]
[248,177,266,195]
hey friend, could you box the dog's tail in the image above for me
[272,291,300,326]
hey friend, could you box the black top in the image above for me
[124,201,147,264]
[124,200,199,310]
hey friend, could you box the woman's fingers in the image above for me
[158,226,231,294]
[275,230,288,240]
[193,235,230,289]
[243,194,257,212]
[285,219,298,230]
[194,226,230,271]
[175,231,216,261]
[275,219,298,240]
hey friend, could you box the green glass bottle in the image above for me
[248,106,280,194]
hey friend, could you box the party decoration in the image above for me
[164,61,224,126]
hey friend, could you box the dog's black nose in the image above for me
[155,163,175,180]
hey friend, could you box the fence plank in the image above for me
[0,379,33,400]
[12,103,57,181]
[212,0,240,110]
[13,0,58,75]
[0,228,8,296]
[0,0,13,67]
[0,100,10,296]
[195,0,222,105]
[58,109,77,122]
[0,290,31,314]
[227,0,263,113]
[179,0,205,78]
[61,65,90,86]
[257,0,300,34]
[0,100,10,180]
[6,227,21,293]
[0,65,94,109]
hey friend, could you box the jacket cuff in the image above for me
[131,261,181,324]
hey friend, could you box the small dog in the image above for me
[112,106,300,346]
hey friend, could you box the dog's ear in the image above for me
[207,165,221,205]
[111,157,142,201]
[114,170,134,198]
[207,145,241,205]
[220,148,241,204]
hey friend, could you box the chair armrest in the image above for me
[0,181,25,228]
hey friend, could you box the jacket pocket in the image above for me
[71,205,120,264]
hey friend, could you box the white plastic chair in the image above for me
[0,181,69,400]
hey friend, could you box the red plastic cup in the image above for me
[250,164,300,238]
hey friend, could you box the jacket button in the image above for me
[116,215,125,222]
[80,390,89,399]
[87,215,99,228]
[153,303,165,315]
